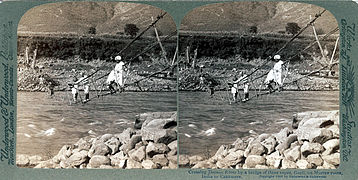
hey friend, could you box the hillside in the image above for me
[180,2,338,35]
[18,2,176,36]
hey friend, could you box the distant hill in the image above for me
[18,2,176,36]
[180,2,338,35]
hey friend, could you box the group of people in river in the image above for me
[70,55,126,103]
[229,54,285,103]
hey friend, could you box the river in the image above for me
[178,91,339,157]
[16,91,176,158]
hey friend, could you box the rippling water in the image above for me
[17,91,176,157]
[179,91,339,157]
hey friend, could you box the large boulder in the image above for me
[296,159,311,169]
[281,159,297,169]
[296,127,333,144]
[261,136,277,155]
[283,146,301,162]
[266,151,282,168]
[127,159,142,169]
[322,153,339,166]
[146,142,170,158]
[273,127,292,144]
[105,137,121,155]
[232,138,247,151]
[307,154,323,167]
[121,135,142,154]
[134,112,177,130]
[275,134,297,154]
[128,146,146,162]
[142,159,158,169]
[88,143,110,157]
[16,154,30,167]
[74,138,92,151]
[64,150,89,167]
[292,111,339,129]
[114,128,135,145]
[110,151,127,167]
[301,142,324,157]
[244,155,266,168]
[87,155,111,168]
[152,154,169,167]
[322,139,339,155]
[142,128,176,145]
[221,150,245,167]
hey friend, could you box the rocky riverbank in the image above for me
[181,110,339,169]
[17,111,177,169]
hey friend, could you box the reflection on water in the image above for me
[179,91,339,157]
[17,91,176,157]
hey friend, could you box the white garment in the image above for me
[265,60,283,86]
[243,84,249,94]
[231,84,238,94]
[71,84,78,95]
[106,61,125,86]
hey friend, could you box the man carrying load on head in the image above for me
[265,54,284,93]
[106,55,126,93]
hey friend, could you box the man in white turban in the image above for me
[265,55,284,92]
[106,55,125,93]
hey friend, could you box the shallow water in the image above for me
[17,91,176,158]
[178,91,339,157]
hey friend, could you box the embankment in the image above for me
[17,111,177,169]
[181,110,339,169]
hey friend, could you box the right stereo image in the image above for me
[178,1,340,169]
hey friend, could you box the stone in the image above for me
[115,128,135,144]
[222,150,245,166]
[99,165,113,169]
[168,161,177,169]
[255,165,269,169]
[301,142,324,157]
[322,161,336,169]
[146,142,170,158]
[261,136,277,154]
[322,139,339,155]
[110,151,127,166]
[244,155,266,168]
[122,135,142,154]
[297,127,333,144]
[189,155,204,166]
[192,161,216,169]
[152,154,169,167]
[142,128,176,145]
[296,159,311,169]
[276,134,297,154]
[257,134,271,142]
[64,150,89,167]
[307,154,323,167]
[88,143,110,157]
[105,137,121,155]
[168,149,177,156]
[127,159,142,169]
[247,141,267,156]
[327,110,339,125]
[29,155,43,165]
[232,138,247,151]
[167,155,177,164]
[281,159,297,169]
[135,112,176,130]
[168,140,177,151]
[327,125,339,138]
[298,117,334,129]
[75,138,92,151]
[34,160,57,168]
[55,145,72,162]
[87,155,110,168]
[99,134,113,143]
[141,116,177,130]
[273,127,292,144]
[322,153,339,166]
[16,154,30,166]
[128,146,146,162]
[214,145,229,160]
[266,151,282,168]
[142,160,158,169]
[283,146,301,162]
[293,111,338,129]
[178,155,190,167]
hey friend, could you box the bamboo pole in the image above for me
[311,15,327,66]
[151,16,168,63]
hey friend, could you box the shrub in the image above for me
[286,22,301,35]
[124,24,140,38]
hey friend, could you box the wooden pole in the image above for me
[186,46,190,68]
[32,47,37,69]
[329,36,339,76]
[151,17,168,64]
[25,46,29,65]
[311,15,327,66]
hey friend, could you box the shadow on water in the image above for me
[179,91,339,156]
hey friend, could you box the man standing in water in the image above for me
[238,71,249,102]
[231,76,239,102]
[106,55,126,93]
[78,72,90,102]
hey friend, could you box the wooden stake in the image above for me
[151,17,168,63]
[311,15,327,65]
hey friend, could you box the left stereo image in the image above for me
[16,2,178,169]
